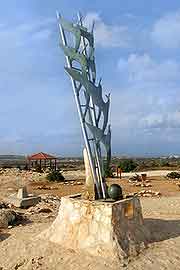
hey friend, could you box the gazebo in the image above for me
[27,152,58,171]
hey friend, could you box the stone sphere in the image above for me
[108,184,123,201]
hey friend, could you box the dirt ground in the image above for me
[1,169,180,269]
[1,168,180,199]
[28,175,180,198]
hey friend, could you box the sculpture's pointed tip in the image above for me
[56,11,62,19]
[91,20,95,33]
[78,11,83,20]
[56,11,59,18]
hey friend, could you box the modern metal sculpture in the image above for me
[57,12,111,199]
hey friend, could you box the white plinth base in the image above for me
[41,194,150,262]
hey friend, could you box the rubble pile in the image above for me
[130,182,152,187]
[0,193,61,229]
[37,185,58,190]
[0,167,84,184]
[0,168,47,182]
[36,181,83,190]
[129,174,142,182]
[176,183,180,189]
[0,209,17,228]
[0,201,9,209]
[0,201,29,229]
[27,194,61,216]
[128,190,161,198]
[63,181,83,186]
[129,174,152,188]
[62,169,85,180]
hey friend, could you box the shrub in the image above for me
[104,166,114,178]
[167,171,180,179]
[34,164,43,173]
[23,164,29,170]
[118,159,137,173]
[46,170,65,182]
[2,165,12,169]
[160,160,170,167]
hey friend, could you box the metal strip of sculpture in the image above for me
[57,13,111,199]
[64,67,110,131]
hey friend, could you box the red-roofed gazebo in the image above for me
[27,152,58,170]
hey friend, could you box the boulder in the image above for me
[0,209,16,228]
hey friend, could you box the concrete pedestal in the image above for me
[41,194,150,262]
[8,194,40,208]
[7,187,40,208]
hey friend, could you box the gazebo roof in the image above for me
[27,152,58,160]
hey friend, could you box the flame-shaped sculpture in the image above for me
[57,13,111,199]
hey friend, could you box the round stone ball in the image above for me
[108,184,123,201]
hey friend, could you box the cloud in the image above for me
[141,111,180,129]
[31,28,52,42]
[110,89,180,155]
[0,16,76,155]
[84,12,131,48]
[117,53,180,85]
[1,6,180,156]
[113,51,180,153]
[151,10,180,49]
[0,18,54,48]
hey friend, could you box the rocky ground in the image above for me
[1,168,180,269]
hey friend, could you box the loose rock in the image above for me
[0,209,16,228]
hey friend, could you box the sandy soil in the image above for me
[1,197,180,270]
[28,175,180,198]
[1,170,180,269]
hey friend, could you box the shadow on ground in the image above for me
[14,212,33,226]
[0,232,10,241]
[144,218,180,243]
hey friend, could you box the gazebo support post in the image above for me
[40,159,42,170]
[28,159,31,170]
[55,159,57,171]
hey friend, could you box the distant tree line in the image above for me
[117,159,138,172]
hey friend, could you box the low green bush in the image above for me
[118,159,137,173]
[104,166,114,178]
[167,171,180,179]
[46,170,65,182]
[23,164,29,170]
[34,164,43,173]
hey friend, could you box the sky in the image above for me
[0,0,180,157]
